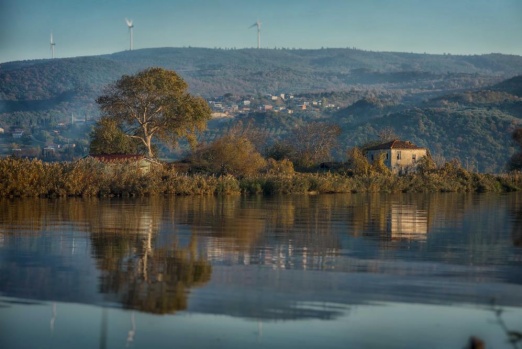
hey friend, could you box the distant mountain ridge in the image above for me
[2,48,522,100]
[2,47,520,122]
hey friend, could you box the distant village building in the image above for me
[211,112,230,118]
[43,146,56,159]
[365,140,428,174]
[12,129,24,139]
[11,148,22,156]
[56,143,76,152]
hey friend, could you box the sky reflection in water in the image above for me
[0,193,521,348]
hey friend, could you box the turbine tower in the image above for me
[50,32,56,59]
[249,20,261,49]
[125,18,134,50]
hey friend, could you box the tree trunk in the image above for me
[146,136,153,158]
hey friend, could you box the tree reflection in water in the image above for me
[509,191,522,248]
[92,234,211,314]
[88,199,212,314]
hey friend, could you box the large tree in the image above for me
[96,68,211,158]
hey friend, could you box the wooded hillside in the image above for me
[1,47,522,172]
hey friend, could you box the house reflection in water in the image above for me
[388,204,428,241]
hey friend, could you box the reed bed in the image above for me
[0,157,520,198]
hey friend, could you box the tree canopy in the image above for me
[89,116,139,155]
[96,67,211,158]
[190,133,267,177]
[289,122,342,168]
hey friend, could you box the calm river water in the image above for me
[0,193,521,348]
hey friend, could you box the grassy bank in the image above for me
[1,157,521,198]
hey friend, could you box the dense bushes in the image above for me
[0,157,521,198]
[189,134,267,176]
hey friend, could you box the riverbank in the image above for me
[1,157,520,198]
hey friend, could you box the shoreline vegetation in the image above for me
[1,157,522,198]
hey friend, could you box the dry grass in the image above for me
[0,157,519,198]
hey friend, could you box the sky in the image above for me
[1,0,521,63]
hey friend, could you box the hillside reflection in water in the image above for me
[0,193,521,348]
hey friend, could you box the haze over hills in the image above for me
[1,47,522,172]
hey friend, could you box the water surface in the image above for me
[1,193,521,348]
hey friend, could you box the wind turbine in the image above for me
[50,32,56,59]
[249,20,261,49]
[125,18,134,50]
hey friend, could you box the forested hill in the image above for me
[3,48,522,101]
[2,47,522,121]
[494,75,522,97]
[2,47,522,172]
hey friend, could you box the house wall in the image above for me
[366,148,427,173]
[366,149,391,167]
[390,149,427,173]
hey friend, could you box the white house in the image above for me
[365,140,428,174]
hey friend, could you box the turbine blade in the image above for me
[249,20,261,29]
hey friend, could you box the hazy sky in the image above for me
[1,0,521,63]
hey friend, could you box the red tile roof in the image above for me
[365,140,424,151]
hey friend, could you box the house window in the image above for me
[397,151,402,160]
[386,153,389,160]
[371,154,374,161]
